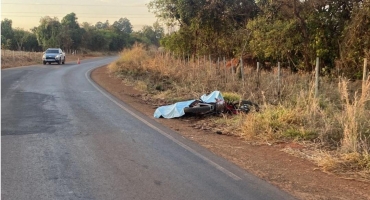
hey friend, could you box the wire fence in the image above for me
[1,50,43,61]
[155,52,369,104]
[1,49,80,59]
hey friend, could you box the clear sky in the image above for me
[1,0,158,31]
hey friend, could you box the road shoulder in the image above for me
[91,65,370,200]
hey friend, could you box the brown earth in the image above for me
[91,65,370,200]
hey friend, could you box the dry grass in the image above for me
[338,77,370,154]
[109,45,370,177]
[1,50,43,68]
[222,92,242,103]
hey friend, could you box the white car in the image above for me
[42,48,66,65]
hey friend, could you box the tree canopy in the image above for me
[149,0,370,77]
[149,0,259,56]
[1,13,165,52]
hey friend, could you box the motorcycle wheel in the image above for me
[184,106,212,114]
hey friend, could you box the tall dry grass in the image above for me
[109,45,370,175]
[1,50,43,69]
[338,77,370,154]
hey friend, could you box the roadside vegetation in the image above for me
[108,44,370,181]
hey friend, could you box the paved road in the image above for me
[1,58,295,200]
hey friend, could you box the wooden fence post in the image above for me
[315,57,320,98]
[363,58,368,98]
[197,56,200,79]
[192,54,195,77]
[163,51,166,69]
[363,58,368,82]
[278,62,281,98]
[257,62,260,89]
[223,57,226,83]
[203,55,205,68]
[182,52,185,66]
[240,57,245,87]
[217,57,220,75]
[209,55,212,77]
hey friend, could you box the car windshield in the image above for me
[46,49,59,53]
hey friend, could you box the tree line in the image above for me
[1,13,164,53]
[149,0,370,78]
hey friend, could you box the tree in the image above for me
[35,16,62,49]
[82,27,111,51]
[112,18,133,34]
[247,17,299,64]
[95,20,110,29]
[1,18,14,49]
[153,21,164,44]
[148,0,259,56]
[249,0,365,71]
[23,32,41,51]
[13,28,28,50]
[339,0,370,77]
[61,13,84,50]
[132,22,165,47]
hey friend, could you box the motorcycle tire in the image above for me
[184,106,212,114]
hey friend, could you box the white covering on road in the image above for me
[153,91,224,119]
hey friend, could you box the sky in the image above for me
[1,0,158,31]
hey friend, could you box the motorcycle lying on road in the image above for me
[154,91,259,119]
[183,98,259,115]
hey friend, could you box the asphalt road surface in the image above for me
[1,58,295,200]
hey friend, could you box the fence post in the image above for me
[182,52,185,66]
[187,54,190,68]
[192,54,195,77]
[223,57,226,83]
[231,59,235,82]
[363,58,368,82]
[257,62,260,89]
[363,58,368,98]
[163,51,166,69]
[197,56,200,79]
[217,57,220,75]
[232,65,235,82]
[315,57,320,98]
[209,55,212,77]
[203,55,205,67]
[278,62,281,98]
[240,57,245,87]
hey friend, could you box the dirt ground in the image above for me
[91,65,370,200]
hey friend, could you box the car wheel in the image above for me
[57,60,61,65]
[48,62,51,64]
[62,57,65,64]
